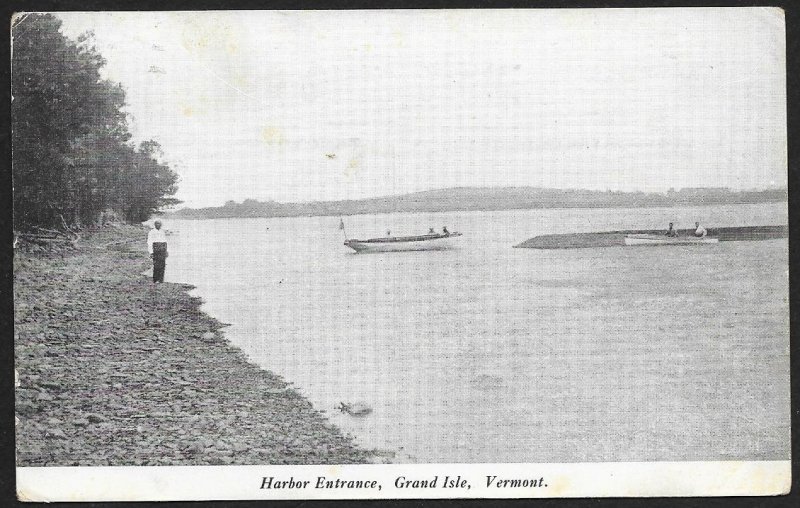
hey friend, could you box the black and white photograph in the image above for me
[12,8,790,501]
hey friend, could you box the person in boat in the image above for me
[429,227,436,235]
[694,222,707,238]
[664,222,678,237]
[386,230,391,237]
[442,226,450,236]
[147,220,168,284]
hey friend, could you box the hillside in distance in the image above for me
[164,186,788,220]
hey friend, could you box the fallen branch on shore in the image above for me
[17,232,79,245]
[15,224,82,251]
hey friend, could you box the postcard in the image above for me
[12,8,789,501]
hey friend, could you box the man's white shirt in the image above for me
[147,228,167,254]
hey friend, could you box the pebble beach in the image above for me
[14,226,373,466]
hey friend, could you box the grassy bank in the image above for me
[14,226,373,466]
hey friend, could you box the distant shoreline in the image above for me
[14,226,374,466]
[164,200,788,222]
[163,186,787,221]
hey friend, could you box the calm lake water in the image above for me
[163,203,789,463]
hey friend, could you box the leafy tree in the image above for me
[12,13,180,231]
[113,140,180,223]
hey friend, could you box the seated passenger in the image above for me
[665,222,678,237]
[442,226,450,235]
[694,222,707,238]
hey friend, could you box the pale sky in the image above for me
[54,9,786,209]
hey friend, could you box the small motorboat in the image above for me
[624,234,719,246]
[344,231,462,253]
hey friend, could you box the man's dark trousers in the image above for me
[152,242,167,283]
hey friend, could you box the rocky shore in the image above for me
[14,226,373,466]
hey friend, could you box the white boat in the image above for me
[344,232,462,253]
[624,234,719,246]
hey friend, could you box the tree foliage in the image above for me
[12,13,180,230]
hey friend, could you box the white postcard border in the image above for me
[16,460,791,501]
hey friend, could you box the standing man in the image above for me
[147,220,168,284]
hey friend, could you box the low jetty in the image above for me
[514,225,788,249]
[14,226,373,466]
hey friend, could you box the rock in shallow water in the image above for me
[336,402,373,417]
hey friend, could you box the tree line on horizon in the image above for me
[12,13,180,232]
[167,186,788,220]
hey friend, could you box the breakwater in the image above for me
[514,225,788,249]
